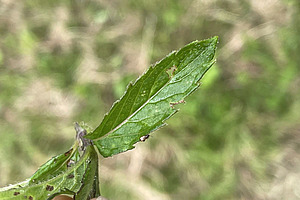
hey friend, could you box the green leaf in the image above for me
[0,145,97,200]
[74,151,98,200]
[0,37,218,199]
[86,36,218,157]
[29,147,78,185]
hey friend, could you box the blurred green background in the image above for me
[0,0,299,199]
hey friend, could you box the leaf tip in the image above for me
[212,35,219,40]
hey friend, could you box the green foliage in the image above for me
[87,37,218,157]
[0,38,217,199]
[1,1,299,199]
[0,145,98,200]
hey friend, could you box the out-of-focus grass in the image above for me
[0,0,299,199]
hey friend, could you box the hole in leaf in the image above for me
[166,65,177,78]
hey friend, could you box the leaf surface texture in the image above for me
[86,37,218,157]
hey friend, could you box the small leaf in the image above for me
[0,146,97,200]
[29,147,78,185]
[86,36,218,157]
[74,150,98,200]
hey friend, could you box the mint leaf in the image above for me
[0,37,218,199]
[86,36,218,157]
[74,153,98,200]
[0,146,97,200]
[29,147,78,185]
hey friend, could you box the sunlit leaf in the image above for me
[86,36,218,157]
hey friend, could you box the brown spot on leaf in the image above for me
[64,148,73,156]
[166,65,177,78]
[29,196,33,200]
[67,174,74,179]
[13,192,20,196]
[46,185,54,191]
[67,159,75,168]
[170,100,185,109]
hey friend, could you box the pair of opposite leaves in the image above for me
[0,36,218,200]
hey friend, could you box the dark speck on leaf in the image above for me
[67,174,75,179]
[13,192,20,196]
[64,148,73,156]
[46,185,54,191]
